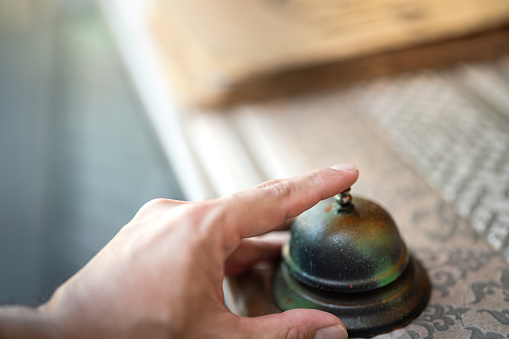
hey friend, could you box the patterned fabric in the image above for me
[350,59,509,262]
[186,58,509,338]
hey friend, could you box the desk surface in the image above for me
[100,1,509,337]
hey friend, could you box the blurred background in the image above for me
[1,0,508,323]
[0,0,182,305]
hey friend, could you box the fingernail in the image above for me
[330,163,357,172]
[315,324,348,339]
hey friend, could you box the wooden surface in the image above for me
[149,0,509,107]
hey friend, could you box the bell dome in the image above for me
[284,194,409,293]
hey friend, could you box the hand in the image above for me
[1,164,358,339]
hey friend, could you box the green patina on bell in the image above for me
[273,188,430,337]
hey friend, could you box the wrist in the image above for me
[39,284,91,339]
[0,305,65,339]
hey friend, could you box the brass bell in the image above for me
[273,188,430,337]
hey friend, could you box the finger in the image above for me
[235,309,348,339]
[224,238,283,276]
[254,231,289,242]
[256,218,292,235]
[272,219,293,232]
[218,164,358,251]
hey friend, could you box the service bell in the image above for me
[273,188,430,337]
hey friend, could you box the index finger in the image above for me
[216,163,359,255]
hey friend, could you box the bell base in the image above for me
[273,256,430,338]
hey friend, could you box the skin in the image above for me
[0,164,358,339]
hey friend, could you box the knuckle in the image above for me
[306,172,323,200]
[140,198,170,213]
[307,172,321,185]
[259,178,284,189]
[269,180,295,199]
[135,198,184,220]
[144,197,169,208]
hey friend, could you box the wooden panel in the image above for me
[149,0,509,106]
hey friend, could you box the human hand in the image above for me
[35,164,358,338]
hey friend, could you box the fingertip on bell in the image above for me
[329,163,358,172]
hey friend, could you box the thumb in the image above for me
[236,309,348,339]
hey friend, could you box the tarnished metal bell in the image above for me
[273,188,430,337]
